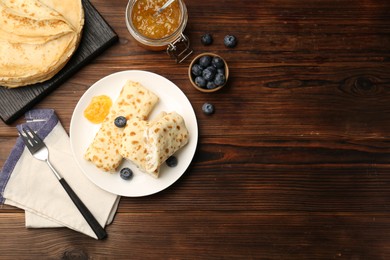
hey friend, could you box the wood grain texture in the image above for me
[0,0,390,258]
[1,213,390,259]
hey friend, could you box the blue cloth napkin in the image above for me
[0,109,120,239]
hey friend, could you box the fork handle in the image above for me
[59,178,107,240]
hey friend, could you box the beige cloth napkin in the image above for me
[0,109,120,239]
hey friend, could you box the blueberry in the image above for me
[201,33,213,46]
[166,156,178,167]
[214,73,226,86]
[199,55,212,68]
[114,116,127,128]
[191,63,203,77]
[224,35,237,48]
[217,68,225,75]
[202,102,215,115]
[207,81,217,89]
[202,66,217,81]
[212,56,224,69]
[194,76,207,88]
[207,65,217,74]
[120,167,133,180]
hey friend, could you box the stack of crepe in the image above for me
[0,0,84,88]
[85,80,189,178]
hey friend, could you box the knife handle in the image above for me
[59,178,107,240]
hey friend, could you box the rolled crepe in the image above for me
[144,112,189,176]
[120,111,189,178]
[84,80,159,172]
[119,112,167,177]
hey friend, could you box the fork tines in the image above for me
[18,126,44,154]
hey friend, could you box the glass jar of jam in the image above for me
[126,0,192,63]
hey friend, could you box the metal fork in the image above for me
[18,126,107,240]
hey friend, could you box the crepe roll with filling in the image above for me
[119,112,167,177]
[144,112,189,176]
[84,80,159,172]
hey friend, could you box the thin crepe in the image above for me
[84,81,159,172]
[0,0,84,88]
[144,112,189,175]
[120,112,189,178]
[119,112,167,177]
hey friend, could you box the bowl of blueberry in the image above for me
[189,52,229,93]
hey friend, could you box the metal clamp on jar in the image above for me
[126,0,193,63]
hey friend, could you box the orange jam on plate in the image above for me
[84,95,112,124]
[132,0,181,39]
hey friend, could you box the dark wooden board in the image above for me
[0,0,118,124]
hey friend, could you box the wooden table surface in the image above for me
[1,0,390,258]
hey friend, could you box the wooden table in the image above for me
[1,0,390,258]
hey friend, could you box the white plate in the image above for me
[70,70,198,197]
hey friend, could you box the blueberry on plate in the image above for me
[166,156,178,167]
[224,35,237,48]
[202,102,215,115]
[201,33,213,46]
[120,167,133,180]
[114,116,127,128]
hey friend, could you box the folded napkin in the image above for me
[0,109,120,239]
